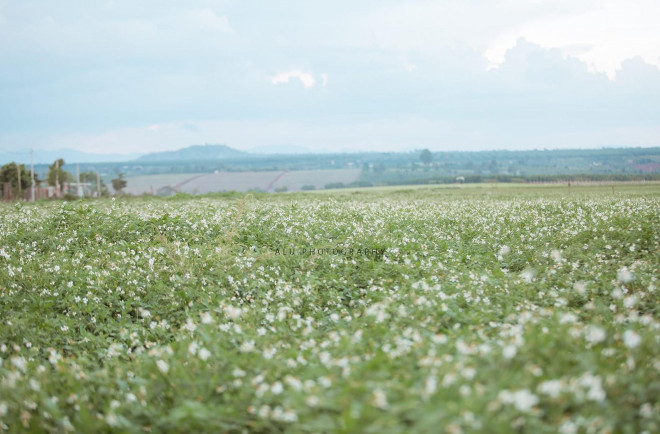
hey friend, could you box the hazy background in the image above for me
[1,0,659,156]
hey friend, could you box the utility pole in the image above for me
[30,149,35,202]
[96,171,101,198]
[16,163,21,200]
[55,159,60,198]
[76,163,82,198]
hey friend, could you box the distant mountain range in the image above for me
[1,144,255,166]
[137,144,252,162]
[0,148,143,165]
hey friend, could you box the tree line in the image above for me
[0,159,128,200]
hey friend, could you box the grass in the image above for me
[0,183,659,432]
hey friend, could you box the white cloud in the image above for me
[271,70,316,88]
[344,1,660,79]
[321,73,328,87]
[483,0,660,79]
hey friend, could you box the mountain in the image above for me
[137,144,252,162]
[0,148,143,165]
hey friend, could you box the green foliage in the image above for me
[112,172,127,194]
[0,162,31,194]
[46,158,74,187]
[420,148,433,165]
[0,187,659,432]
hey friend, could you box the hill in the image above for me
[137,144,252,162]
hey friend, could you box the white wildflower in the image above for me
[585,326,606,345]
[537,380,562,398]
[156,360,169,374]
[617,267,633,283]
[502,345,517,359]
[224,305,242,320]
[372,389,388,409]
[198,348,211,361]
[623,330,641,348]
[550,249,562,263]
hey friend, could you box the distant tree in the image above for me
[112,173,127,194]
[47,159,73,187]
[301,185,316,191]
[420,149,433,165]
[80,170,109,197]
[0,162,31,196]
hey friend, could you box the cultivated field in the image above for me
[0,185,659,432]
[123,169,361,195]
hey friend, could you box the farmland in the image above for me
[123,169,361,195]
[1,184,659,432]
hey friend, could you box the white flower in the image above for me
[623,330,641,348]
[0,401,7,417]
[502,345,517,359]
[573,281,587,295]
[106,413,118,427]
[623,295,638,309]
[538,380,562,398]
[617,267,633,283]
[224,305,242,320]
[585,326,606,345]
[11,356,26,372]
[498,389,539,412]
[200,312,213,324]
[372,389,388,409]
[156,360,169,374]
[198,348,211,361]
[240,340,255,352]
[183,318,197,332]
[550,249,562,263]
[423,376,437,398]
[271,382,284,395]
[498,245,511,256]
[520,268,536,283]
[188,342,199,356]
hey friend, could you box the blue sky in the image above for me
[1,0,659,155]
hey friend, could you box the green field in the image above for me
[1,184,659,432]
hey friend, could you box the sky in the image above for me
[1,0,660,156]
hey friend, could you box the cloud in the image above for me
[482,0,660,79]
[1,1,660,154]
[271,70,316,88]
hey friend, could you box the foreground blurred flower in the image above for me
[623,330,641,348]
[372,389,388,409]
[617,267,633,283]
[156,360,169,374]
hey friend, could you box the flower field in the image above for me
[1,187,659,432]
